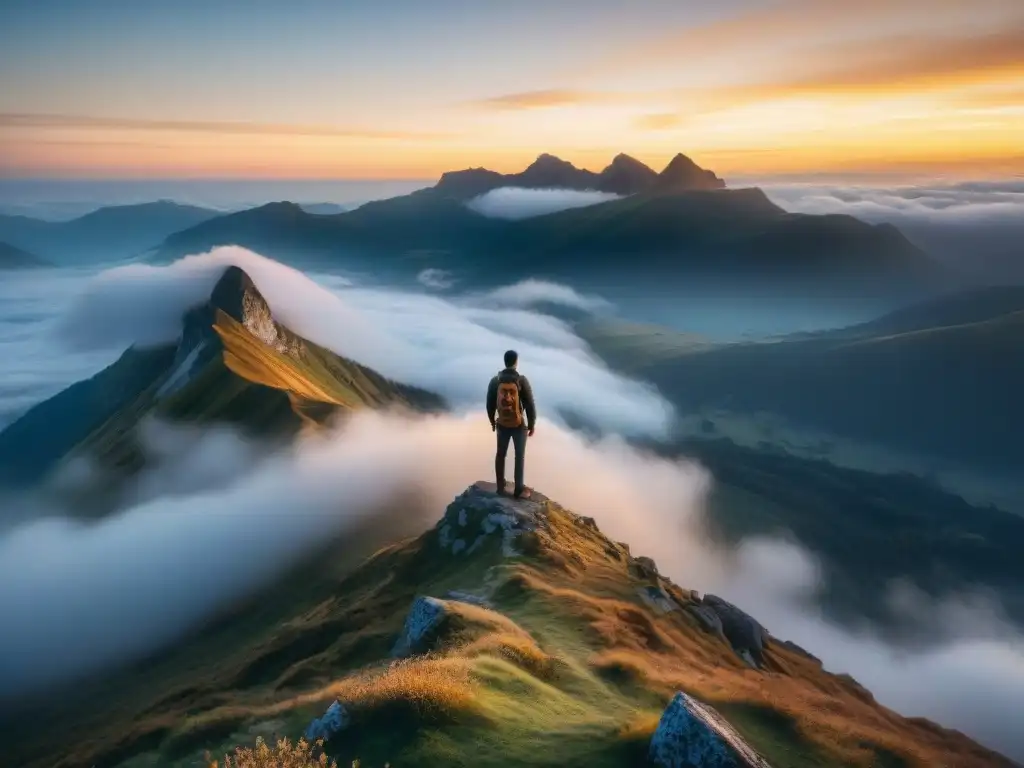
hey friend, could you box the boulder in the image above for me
[702,595,769,667]
[576,515,599,530]
[638,584,679,615]
[303,700,350,744]
[650,692,772,768]
[688,605,726,640]
[436,483,549,558]
[392,596,449,657]
[632,555,659,579]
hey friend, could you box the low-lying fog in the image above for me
[1,247,1023,761]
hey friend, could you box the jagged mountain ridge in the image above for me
[1,482,1012,768]
[0,265,444,491]
[434,151,725,199]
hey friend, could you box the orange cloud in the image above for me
[634,113,681,131]
[0,113,452,141]
[467,89,614,110]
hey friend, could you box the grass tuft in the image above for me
[207,736,335,767]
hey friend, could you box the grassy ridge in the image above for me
[2,489,1011,768]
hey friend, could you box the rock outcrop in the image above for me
[435,481,550,558]
[303,700,350,744]
[650,692,772,768]
[702,595,770,668]
[392,596,450,657]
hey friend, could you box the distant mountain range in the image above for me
[0,265,443,494]
[433,152,725,199]
[0,241,49,269]
[582,285,1024,470]
[154,152,935,296]
[0,200,223,263]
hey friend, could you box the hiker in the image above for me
[486,349,537,498]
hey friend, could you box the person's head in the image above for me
[504,349,518,369]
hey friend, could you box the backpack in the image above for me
[495,374,523,428]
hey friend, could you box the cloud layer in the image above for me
[763,181,1024,279]
[52,247,671,437]
[764,181,1024,225]
[466,187,622,220]
[1,249,1023,761]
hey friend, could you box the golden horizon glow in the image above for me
[2,1,1022,181]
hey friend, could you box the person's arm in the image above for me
[519,375,537,430]
[486,377,498,427]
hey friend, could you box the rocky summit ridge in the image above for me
[6,481,1015,768]
[284,482,1012,768]
[434,151,726,200]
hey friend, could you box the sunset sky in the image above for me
[2,0,1022,180]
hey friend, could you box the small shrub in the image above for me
[207,736,336,768]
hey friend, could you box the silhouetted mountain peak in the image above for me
[598,153,659,194]
[656,153,726,191]
[517,153,596,189]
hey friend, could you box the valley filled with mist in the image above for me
[1,155,1023,768]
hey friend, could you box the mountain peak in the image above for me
[517,154,596,189]
[656,153,726,191]
[598,153,659,194]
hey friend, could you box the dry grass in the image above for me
[207,736,336,768]
[265,656,479,726]
[491,561,1006,768]
[462,631,556,680]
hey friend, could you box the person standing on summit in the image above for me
[486,349,537,498]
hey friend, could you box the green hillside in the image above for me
[1,483,1012,768]
[579,288,1024,469]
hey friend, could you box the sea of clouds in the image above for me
[0,247,1022,760]
[465,187,621,220]
[762,181,1024,281]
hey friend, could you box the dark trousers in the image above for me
[495,425,527,492]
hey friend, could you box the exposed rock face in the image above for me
[689,604,727,641]
[392,596,450,657]
[638,584,680,615]
[702,595,770,667]
[650,692,772,768]
[164,266,301,398]
[635,556,659,575]
[435,481,550,558]
[303,700,350,743]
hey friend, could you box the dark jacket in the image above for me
[486,367,537,429]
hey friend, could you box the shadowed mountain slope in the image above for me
[0,201,224,263]
[581,286,1024,469]
[0,240,49,268]
[154,153,933,295]
[0,266,443,490]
